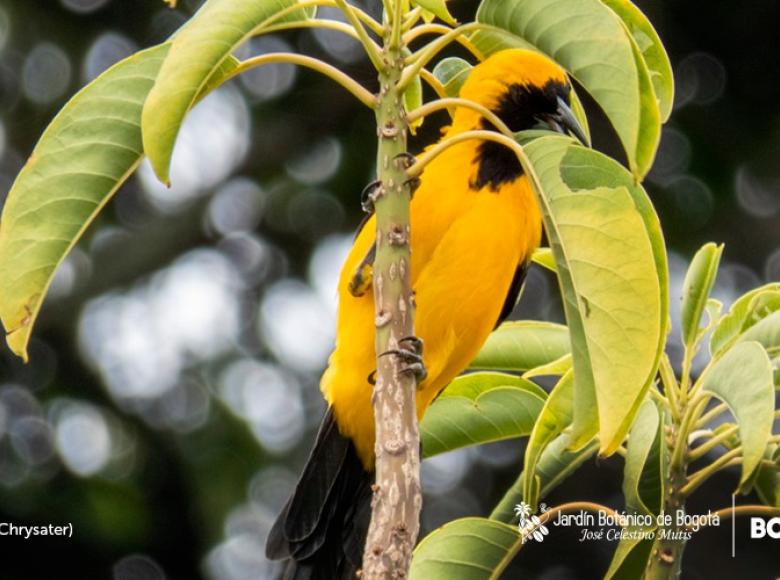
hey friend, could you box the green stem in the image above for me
[229,53,376,108]
[257,19,381,53]
[334,0,384,69]
[406,97,514,137]
[659,354,681,420]
[397,22,489,90]
[403,23,483,59]
[695,402,728,429]
[687,425,738,462]
[493,502,619,579]
[681,447,742,496]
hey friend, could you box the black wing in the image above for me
[494,262,529,330]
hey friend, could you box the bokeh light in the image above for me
[735,164,780,219]
[235,36,297,102]
[22,42,72,105]
[219,359,305,453]
[83,31,137,82]
[137,85,251,212]
[60,0,112,14]
[674,52,727,109]
[113,554,167,580]
[79,249,243,409]
[52,400,112,476]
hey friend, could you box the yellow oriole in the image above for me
[267,49,586,578]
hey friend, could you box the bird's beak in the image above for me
[541,96,590,147]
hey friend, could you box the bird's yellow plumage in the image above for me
[321,49,570,467]
[268,49,586,577]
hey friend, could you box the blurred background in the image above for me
[0,0,777,578]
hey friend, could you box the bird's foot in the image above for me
[361,180,382,214]
[393,152,417,169]
[379,335,427,386]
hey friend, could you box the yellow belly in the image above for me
[321,141,542,468]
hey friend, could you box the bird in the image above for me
[266,48,587,579]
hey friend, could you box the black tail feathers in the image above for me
[266,408,373,580]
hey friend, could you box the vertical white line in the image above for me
[731,494,736,558]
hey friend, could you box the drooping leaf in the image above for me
[474,0,663,178]
[623,399,664,516]
[600,0,674,121]
[0,45,238,361]
[409,517,522,580]
[522,371,573,508]
[605,537,655,580]
[738,310,780,354]
[142,0,309,183]
[711,284,780,355]
[421,372,546,457]
[523,136,667,454]
[491,433,597,523]
[432,57,472,98]
[605,400,664,579]
[680,242,723,349]
[469,320,570,372]
[701,341,775,485]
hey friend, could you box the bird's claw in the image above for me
[394,152,417,169]
[361,180,381,214]
[379,336,427,385]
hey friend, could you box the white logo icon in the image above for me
[514,501,550,543]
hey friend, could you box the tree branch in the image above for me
[361,4,421,576]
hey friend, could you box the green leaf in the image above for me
[491,433,597,523]
[432,57,472,98]
[0,45,162,360]
[523,136,667,454]
[701,341,775,485]
[600,0,674,121]
[420,372,546,457]
[142,0,308,183]
[469,321,570,372]
[409,517,522,580]
[711,283,780,355]
[680,243,723,349]
[474,0,663,178]
[411,0,456,25]
[522,371,573,508]
[738,310,780,353]
[0,45,238,361]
